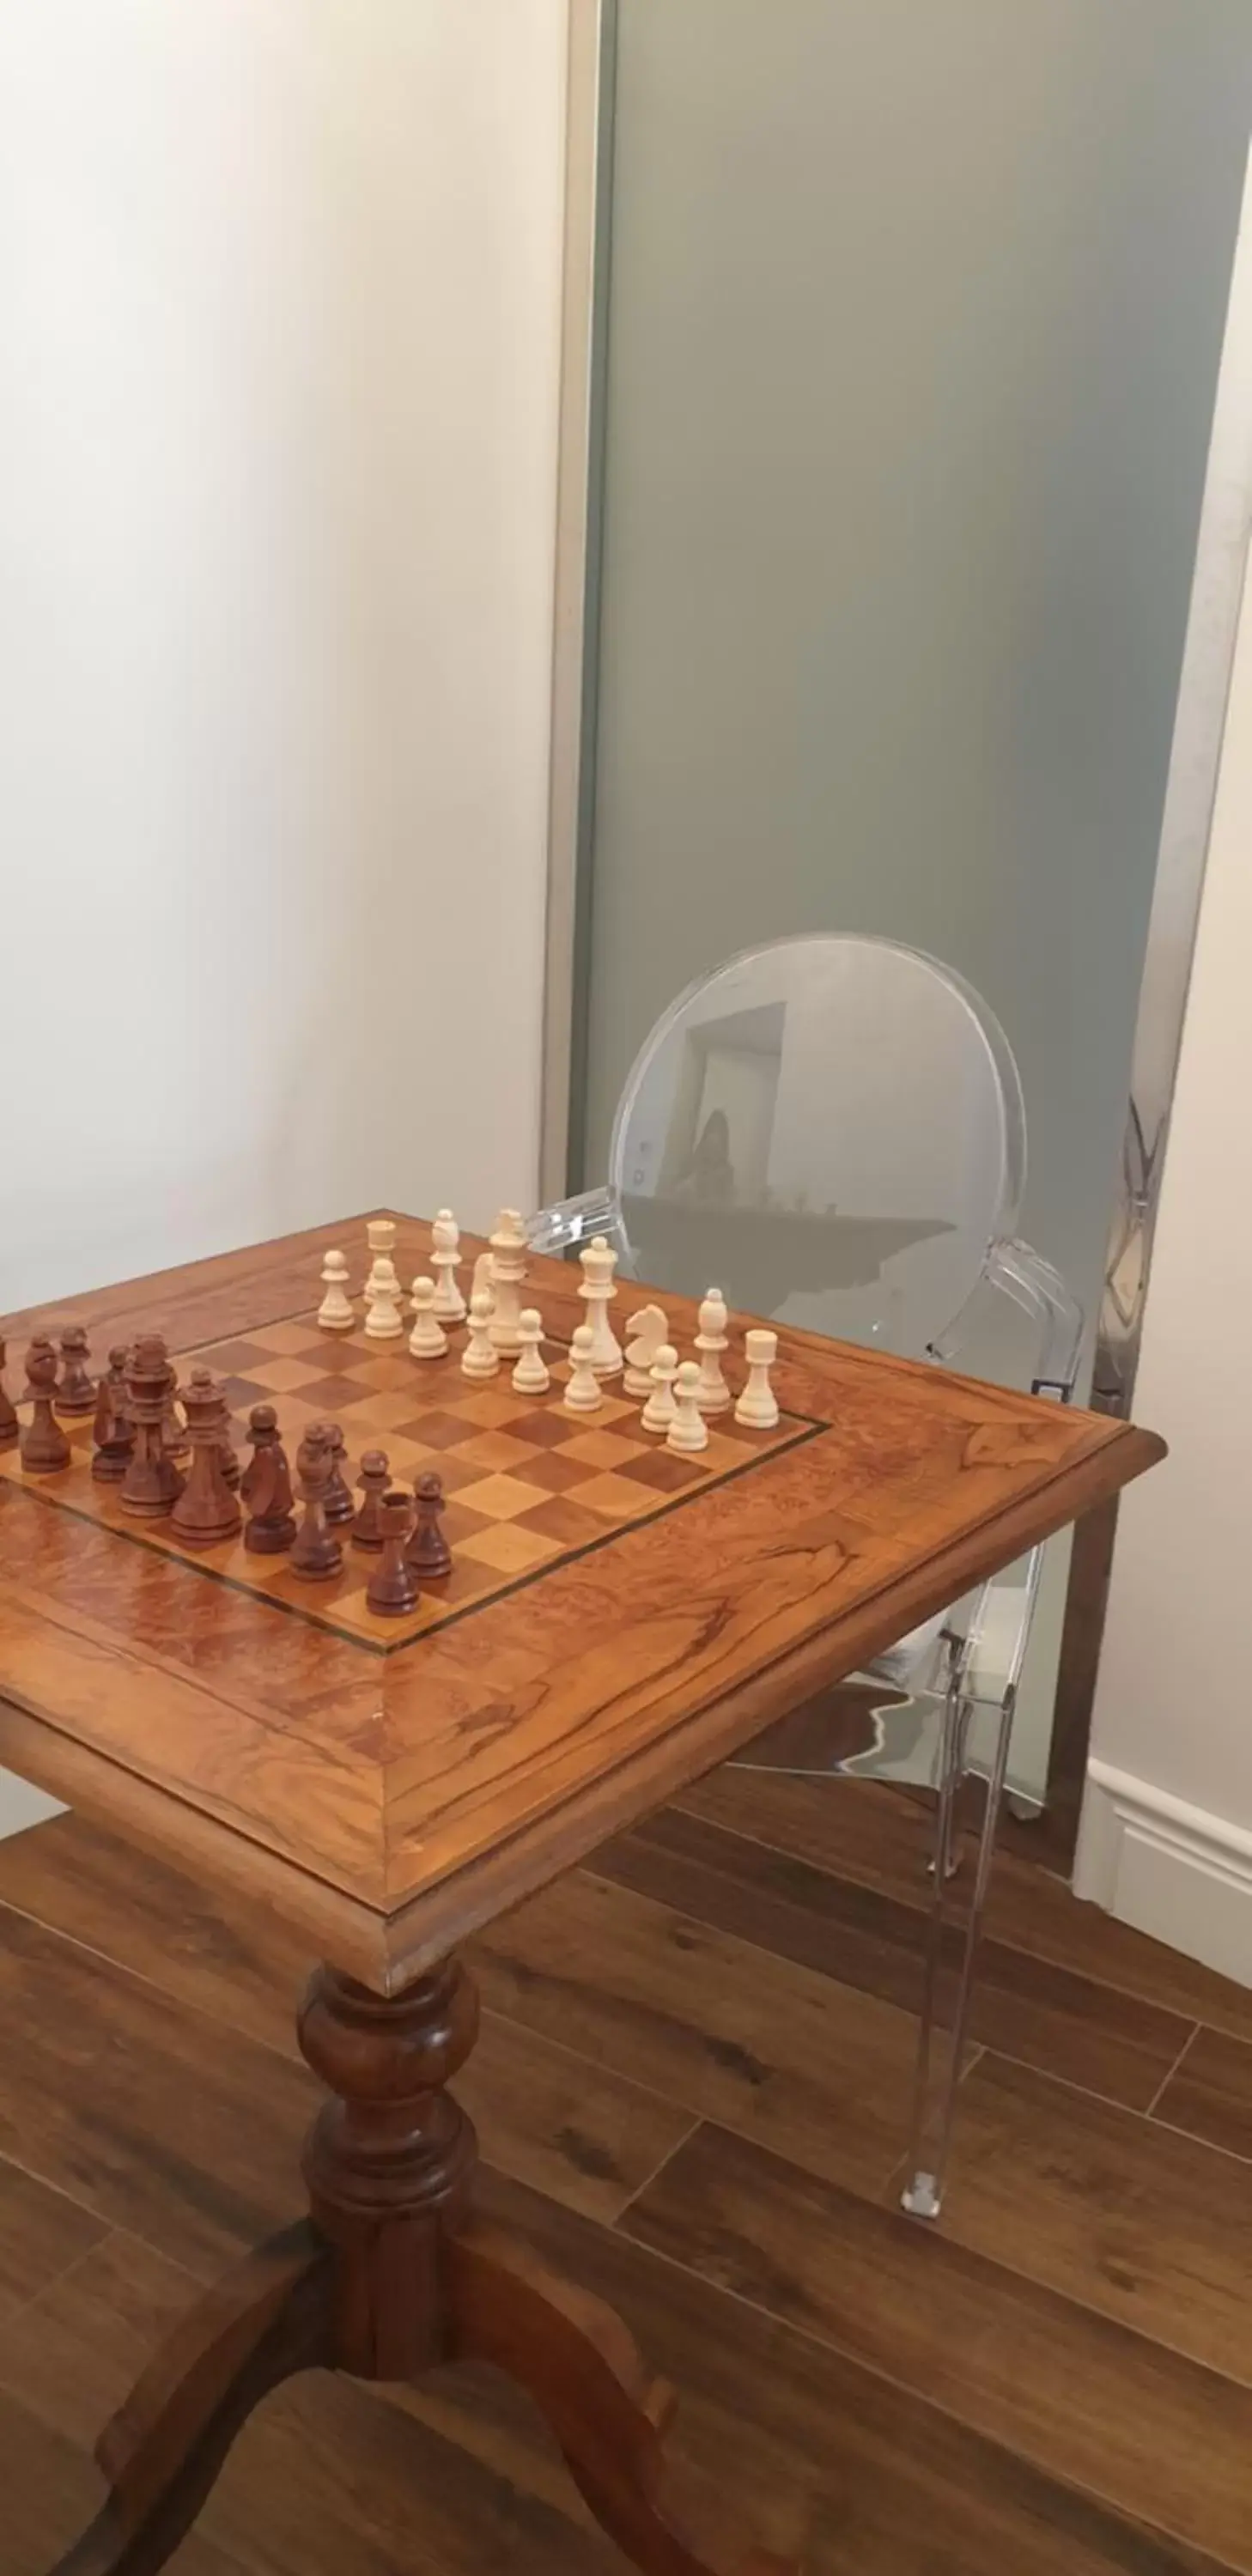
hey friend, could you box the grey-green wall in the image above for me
[578,0,1252,1792]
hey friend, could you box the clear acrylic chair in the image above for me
[529,934,1082,2219]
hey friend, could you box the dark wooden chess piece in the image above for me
[172,1372,242,1549]
[91,1346,135,1484]
[366,1489,419,1617]
[119,1337,185,1518]
[20,1337,71,1474]
[323,1423,355,1527]
[351,1449,390,1550]
[290,1429,343,1581]
[407,1470,452,1578]
[0,1338,19,1452]
[55,1324,97,1417]
[242,1406,296,1554]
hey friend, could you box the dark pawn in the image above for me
[0,1338,18,1452]
[172,1371,242,1549]
[92,1347,134,1483]
[119,1336,185,1518]
[55,1325,96,1418]
[242,1406,296,1554]
[21,1337,71,1474]
[366,1489,419,1618]
[323,1422,355,1526]
[408,1470,452,1578]
[290,1429,343,1581]
[352,1449,391,1551]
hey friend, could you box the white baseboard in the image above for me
[1074,1759,1252,1990]
[0,1769,64,1841]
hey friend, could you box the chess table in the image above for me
[0,1212,1164,2576]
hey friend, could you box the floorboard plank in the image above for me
[0,2380,240,2576]
[599,1807,1192,2110]
[0,2150,107,2324]
[0,1810,310,2055]
[479,2168,1229,2576]
[621,2122,1252,2571]
[677,1769,1252,2039]
[0,1902,313,2276]
[471,1867,918,2196]
[1152,2027,1252,2163]
[935,2055,1252,2385]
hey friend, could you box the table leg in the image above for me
[48,1955,796,2576]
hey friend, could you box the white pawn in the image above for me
[641,1343,679,1433]
[694,1286,732,1414]
[668,1360,709,1455]
[512,1309,550,1395]
[488,1208,529,1356]
[408,1276,447,1359]
[317,1249,355,1334]
[735,1327,780,1429]
[623,1303,668,1399]
[460,1290,500,1380]
[430,1210,466,1322]
[579,1234,623,1376]
[562,1323,605,1413]
[363,1219,404,1340]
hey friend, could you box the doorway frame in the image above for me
[540,19,1252,1861]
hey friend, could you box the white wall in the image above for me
[1077,394,1252,1978]
[0,0,567,1313]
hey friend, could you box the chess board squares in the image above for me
[611,1448,708,1494]
[194,1338,286,1377]
[270,1373,380,1414]
[495,1448,599,1497]
[562,1472,662,1523]
[450,1472,558,1522]
[447,1430,556,1476]
[389,1409,483,1453]
[455,1520,565,1577]
[557,1429,643,1472]
[230,1320,325,1358]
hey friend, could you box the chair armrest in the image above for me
[928,1236,1084,1401]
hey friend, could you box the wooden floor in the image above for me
[2,1758,1252,2574]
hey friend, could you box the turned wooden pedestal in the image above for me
[52,1957,790,2576]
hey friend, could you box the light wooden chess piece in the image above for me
[363,1220,404,1341]
[430,1210,466,1322]
[667,1361,710,1455]
[408,1276,447,1359]
[579,1235,623,1376]
[512,1309,550,1395]
[640,1343,679,1433]
[461,1290,500,1381]
[623,1303,668,1399]
[694,1287,732,1414]
[562,1323,605,1414]
[735,1327,780,1429]
[488,1209,528,1356]
[317,1249,355,1334]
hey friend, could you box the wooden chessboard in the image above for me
[0,1309,815,1649]
[0,1212,1164,1985]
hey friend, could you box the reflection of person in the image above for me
[673,1107,737,1206]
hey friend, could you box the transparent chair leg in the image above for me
[901,1681,1015,2221]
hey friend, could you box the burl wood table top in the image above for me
[0,1212,1164,1990]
